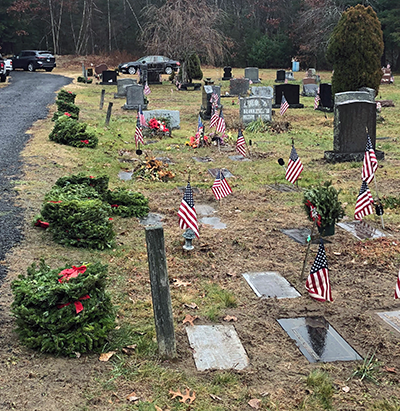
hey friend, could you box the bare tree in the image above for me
[141,0,229,82]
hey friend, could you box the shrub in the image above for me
[57,89,76,104]
[105,188,149,218]
[49,115,98,148]
[11,260,115,356]
[186,53,203,82]
[326,5,384,95]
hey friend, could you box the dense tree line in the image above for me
[0,0,399,70]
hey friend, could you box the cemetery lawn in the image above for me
[1,60,400,411]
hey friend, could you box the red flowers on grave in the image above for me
[305,200,322,227]
[148,117,169,133]
[64,112,71,117]
[57,265,90,314]
[80,139,89,144]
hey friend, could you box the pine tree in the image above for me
[326,5,384,95]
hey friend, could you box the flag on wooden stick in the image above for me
[305,240,333,302]
[362,134,378,184]
[280,93,289,116]
[178,182,199,238]
[285,145,303,184]
[138,105,146,127]
[134,115,144,147]
[236,129,246,157]
[144,81,151,95]
[354,180,374,220]
[212,170,232,200]
[395,267,400,299]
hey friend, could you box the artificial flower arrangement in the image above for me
[144,117,171,138]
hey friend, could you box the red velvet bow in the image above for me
[58,265,87,283]
[34,219,49,229]
[57,295,90,314]
[111,204,119,208]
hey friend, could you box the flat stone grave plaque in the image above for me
[377,311,400,334]
[281,228,331,245]
[268,183,300,192]
[177,186,200,194]
[242,271,301,299]
[277,317,363,363]
[155,157,174,164]
[145,140,158,145]
[196,204,215,216]
[200,216,227,229]
[186,324,249,371]
[229,155,250,162]
[376,137,391,140]
[118,170,133,181]
[208,168,234,178]
[192,156,213,163]
[139,213,164,226]
[337,221,386,240]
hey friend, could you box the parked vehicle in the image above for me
[5,58,12,75]
[12,50,56,72]
[0,55,6,82]
[118,55,180,75]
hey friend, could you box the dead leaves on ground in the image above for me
[169,388,196,404]
[248,398,262,409]
[99,351,116,361]
[182,314,199,326]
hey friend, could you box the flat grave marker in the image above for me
[186,324,249,371]
[377,311,400,334]
[229,155,250,162]
[281,228,331,245]
[177,186,201,194]
[337,221,386,240]
[242,272,301,299]
[267,183,300,193]
[278,317,363,363]
[192,156,213,163]
[200,216,227,229]
[118,170,133,181]
[196,204,216,216]
[208,168,234,178]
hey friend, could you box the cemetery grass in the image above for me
[1,63,400,411]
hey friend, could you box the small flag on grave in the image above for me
[178,182,199,238]
[212,170,232,200]
[362,134,378,184]
[314,88,320,110]
[144,81,151,95]
[134,115,144,147]
[210,108,219,128]
[138,105,146,127]
[354,180,374,221]
[305,240,332,302]
[395,267,400,299]
[280,93,289,116]
[236,129,246,157]
[216,107,226,134]
[285,145,303,184]
[195,115,204,145]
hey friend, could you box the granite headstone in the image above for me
[114,78,137,98]
[273,84,303,108]
[245,67,260,83]
[240,96,272,124]
[229,78,250,96]
[123,84,147,110]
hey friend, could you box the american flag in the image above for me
[354,180,374,220]
[395,267,400,299]
[138,105,146,127]
[362,134,378,184]
[144,81,151,95]
[134,115,144,146]
[305,240,333,302]
[178,182,199,238]
[236,129,246,157]
[314,88,320,110]
[216,107,226,134]
[280,93,289,116]
[212,170,232,200]
[197,115,203,134]
[285,145,303,184]
[210,92,219,106]
[210,108,219,128]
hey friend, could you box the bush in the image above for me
[249,33,293,68]
[326,5,384,95]
[57,89,76,104]
[186,53,203,82]
[49,115,98,148]
[11,260,115,356]
[105,188,150,218]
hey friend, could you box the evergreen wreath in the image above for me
[11,260,115,356]
[57,89,76,104]
[105,188,150,218]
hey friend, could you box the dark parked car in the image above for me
[12,50,56,72]
[118,55,180,75]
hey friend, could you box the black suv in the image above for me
[12,50,56,72]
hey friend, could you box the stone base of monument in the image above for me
[324,149,384,163]
[179,82,201,91]
[122,103,148,110]
[272,103,304,109]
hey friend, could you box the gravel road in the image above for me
[0,71,72,283]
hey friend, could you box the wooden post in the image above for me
[145,226,177,359]
[105,102,113,125]
[99,89,105,110]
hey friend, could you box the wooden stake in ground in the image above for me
[99,89,105,110]
[105,102,113,125]
[145,226,177,359]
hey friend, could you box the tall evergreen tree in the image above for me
[326,4,384,95]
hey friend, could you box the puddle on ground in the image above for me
[200,216,226,229]
[277,317,363,363]
[118,170,133,181]
[138,213,164,226]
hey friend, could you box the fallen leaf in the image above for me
[248,398,262,409]
[155,406,163,411]
[342,386,350,393]
[333,252,341,256]
[384,366,396,373]
[169,388,196,404]
[184,303,198,309]
[224,315,237,322]
[183,314,199,326]
[126,392,139,402]
[99,351,116,362]
[172,278,192,287]
[122,344,137,355]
